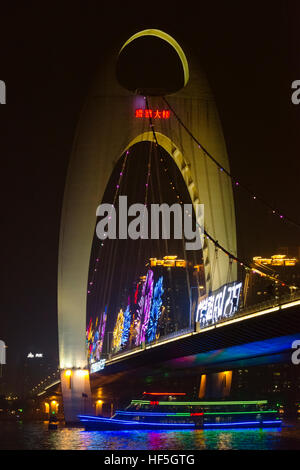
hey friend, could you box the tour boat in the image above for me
[79,392,282,430]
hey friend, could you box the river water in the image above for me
[1,420,300,450]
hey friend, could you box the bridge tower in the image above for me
[58,29,237,423]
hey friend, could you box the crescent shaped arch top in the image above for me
[119,29,189,87]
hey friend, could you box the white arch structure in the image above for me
[58,30,237,422]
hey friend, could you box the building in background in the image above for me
[248,248,300,305]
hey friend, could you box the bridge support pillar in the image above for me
[199,371,232,399]
[60,369,92,424]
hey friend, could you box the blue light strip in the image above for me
[79,415,281,428]
[204,420,282,427]
[78,415,195,427]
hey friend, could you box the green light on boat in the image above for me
[131,400,268,406]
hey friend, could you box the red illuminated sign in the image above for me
[143,392,186,396]
[135,109,170,119]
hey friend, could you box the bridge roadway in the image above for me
[36,294,300,411]
[91,294,300,389]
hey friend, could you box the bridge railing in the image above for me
[236,289,300,317]
[108,326,194,361]
[207,288,300,330]
[107,290,300,362]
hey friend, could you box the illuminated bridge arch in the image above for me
[57,29,237,422]
[117,28,189,94]
[123,130,210,282]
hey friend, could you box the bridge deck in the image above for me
[98,294,300,375]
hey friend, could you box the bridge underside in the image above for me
[90,305,300,402]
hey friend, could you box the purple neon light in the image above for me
[135,270,154,345]
[140,270,154,343]
[97,307,107,359]
[121,304,131,346]
[147,276,164,343]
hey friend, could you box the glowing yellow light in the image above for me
[65,369,72,377]
[175,260,186,267]
[253,254,297,267]
[112,309,124,352]
[97,399,103,405]
[149,256,186,268]
[51,400,57,405]
[119,29,189,87]
[76,369,89,377]
[281,300,300,309]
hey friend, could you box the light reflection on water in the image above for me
[0,421,300,450]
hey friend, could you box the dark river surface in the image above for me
[1,420,300,450]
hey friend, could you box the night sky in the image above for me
[0,1,299,393]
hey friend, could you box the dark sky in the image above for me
[0,1,299,392]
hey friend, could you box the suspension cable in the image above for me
[163,96,300,231]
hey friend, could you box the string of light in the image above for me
[162,96,300,232]
[145,97,293,289]
[87,119,154,301]
[87,150,130,296]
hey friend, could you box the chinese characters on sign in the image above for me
[135,109,170,119]
[195,281,243,329]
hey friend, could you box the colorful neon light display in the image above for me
[103,267,167,356]
[98,307,107,359]
[135,109,170,119]
[121,303,131,347]
[134,283,139,304]
[146,276,164,343]
[140,270,154,344]
[86,307,107,364]
[112,309,124,352]
[135,270,154,345]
